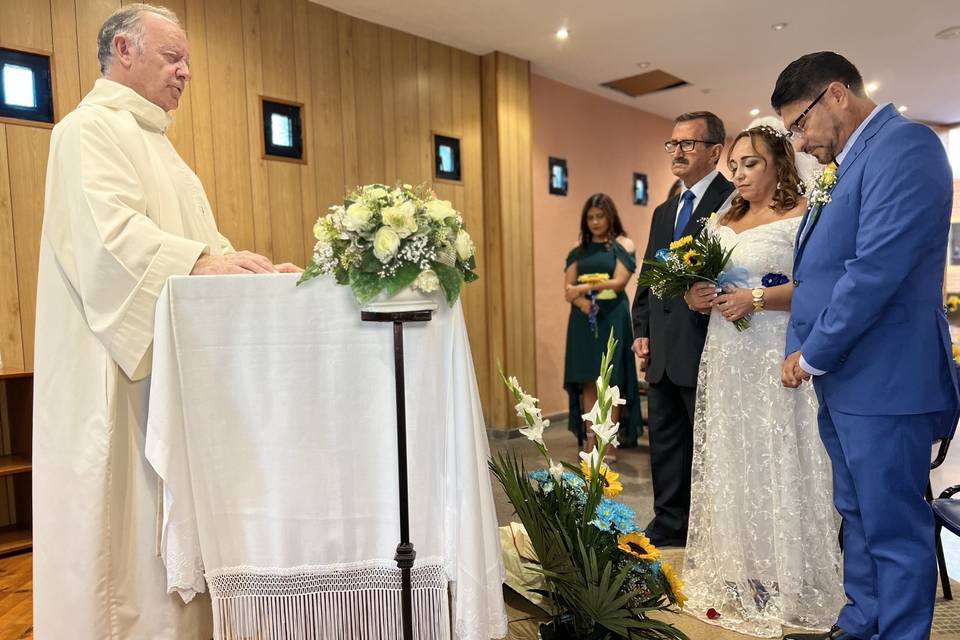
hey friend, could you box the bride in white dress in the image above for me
[680,125,846,637]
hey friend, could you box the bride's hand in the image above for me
[684,282,717,313]
[714,287,753,322]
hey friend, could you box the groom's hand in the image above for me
[781,351,804,388]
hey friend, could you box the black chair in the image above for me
[930,438,954,600]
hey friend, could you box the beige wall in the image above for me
[530,74,678,417]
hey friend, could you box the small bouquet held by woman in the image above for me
[636,228,750,331]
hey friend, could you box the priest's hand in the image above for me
[191,251,276,275]
[272,262,303,273]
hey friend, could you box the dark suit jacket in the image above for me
[631,173,735,387]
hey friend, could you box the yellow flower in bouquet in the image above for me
[682,250,700,267]
[577,272,610,285]
[946,295,960,313]
[580,459,623,497]
[660,560,688,609]
[617,532,660,561]
[952,343,960,367]
[669,235,694,251]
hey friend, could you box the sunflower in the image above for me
[660,560,688,609]
[669,235,693,251]
[580,459,623,497]
[953,343,960,367]
[947,295,960,313]
[682,250,700,267]
[617,532,660,561]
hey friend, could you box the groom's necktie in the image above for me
[674,190,695,240]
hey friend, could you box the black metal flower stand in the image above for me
[361,309,433,640]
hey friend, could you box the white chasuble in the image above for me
[33,79,232,639]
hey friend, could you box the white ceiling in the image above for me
[311,0,960,132]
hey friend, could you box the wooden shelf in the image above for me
[0,525,31,555]
[0,456,30,477]
[0,368,31,380]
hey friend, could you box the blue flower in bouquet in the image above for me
[528,468,555,493]
[655,248,670,261]
[761,272,789,287]
[590,497,639,534]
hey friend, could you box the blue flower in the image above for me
[527,468,555,493]
[655,248,670,261]
[590,498,639,534]
[762,272,789,287]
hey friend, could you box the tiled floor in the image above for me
[490,412,960,640]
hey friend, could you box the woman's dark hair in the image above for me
[579,193,625,250]
[724,126,803,222]
[771,51,865,112]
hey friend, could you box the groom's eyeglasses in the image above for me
[786,86,829,139]
[663,139,720,153]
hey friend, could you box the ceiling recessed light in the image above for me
[555,27,569,41]
[749,108,760,117]
[936,26,960,40]
[771,22,788,31]
[898,105,908,113]
[865,81,879,94]
[636,61,651,69]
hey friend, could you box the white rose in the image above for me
[381,205,418,238]
[425,199,456,222]
[454,229,475,260]
[373,227,401,262]
[364,186,388,201]
[413,269,440,293]
[343,202,373,232]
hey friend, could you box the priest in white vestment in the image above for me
[32,5,299,638]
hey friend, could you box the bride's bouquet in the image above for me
[490,331,687,640]
[298,183,478,305]
[637,227,750,331]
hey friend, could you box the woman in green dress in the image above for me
[563,193,642,453]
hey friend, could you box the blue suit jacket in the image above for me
[787,105,959,433]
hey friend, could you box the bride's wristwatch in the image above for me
[751,287,765,311]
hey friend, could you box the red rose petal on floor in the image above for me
[706,608,721,619]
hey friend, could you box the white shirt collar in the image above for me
[682,169,719,200]
[835,103,890,166]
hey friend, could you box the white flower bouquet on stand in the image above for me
[298,183,478,308]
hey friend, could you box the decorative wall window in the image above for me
[548,157,567,196]
[261,98,304,161]
[632,172,648,205]
[0,47,54,124]
[434,134,461,181]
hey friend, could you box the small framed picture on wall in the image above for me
[548,157,567,196]
[632,172,648,206]
[434,134,461,181]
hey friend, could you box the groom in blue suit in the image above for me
[774,52,959,640]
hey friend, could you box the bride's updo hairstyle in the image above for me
[724,125,803,222]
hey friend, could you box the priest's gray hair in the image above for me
[97,3,181,75]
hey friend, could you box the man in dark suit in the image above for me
[631,111,734,547]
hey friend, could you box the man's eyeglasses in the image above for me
[663,139,720,153]
[786,86,829,139]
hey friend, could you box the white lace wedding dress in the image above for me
[681,215,846,637]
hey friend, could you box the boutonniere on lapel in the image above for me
[805,162,838,227]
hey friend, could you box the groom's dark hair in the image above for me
[770,52,866,112]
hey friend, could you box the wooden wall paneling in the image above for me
[336,15,359,189]
[183,0,217,209]
[204,0,255,251]
[457,53,490,415]
[428,42,456,207]
[513,57,535,391]
[238,0,272,258]
[0,0,53,52]
[260,0,305,265]
[75,0,120,94]
[415,38,433,183]
[389,31,422,186]
[351,18,385,186]
[146,0,196,166]
[6,126,51,369]
[306,4,345,214]
[50,0,82,121]
[292,0,318,265]
[378,25,397,186]
[0,127,24,371]
[481,53,507,426]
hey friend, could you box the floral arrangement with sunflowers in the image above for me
[490,331,688,640]
[636,227,750,331]
[298,183,478,305]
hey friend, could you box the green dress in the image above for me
[563,240,642,447]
